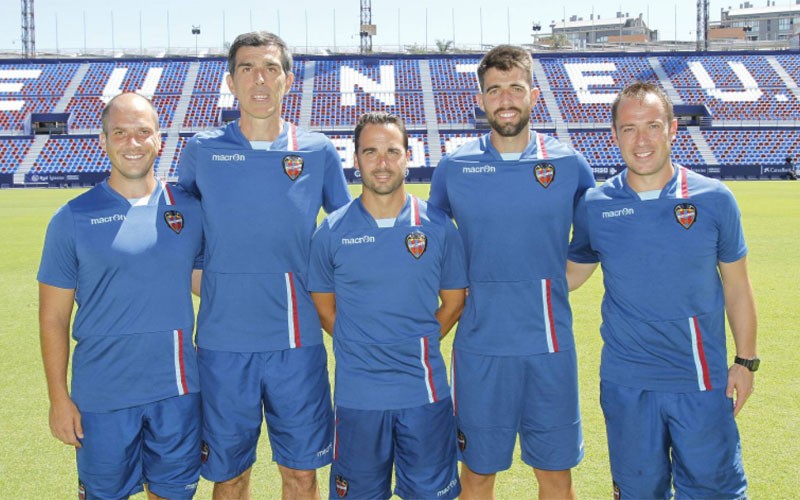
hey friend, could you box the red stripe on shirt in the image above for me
[545,279,559,352]
[287,272,302,348]
[680,167,689,199]
[412,196,421,226]
[422,337,438,402]
[538,133,549,159]
[692,317,712,390]
[163,183,175,205]
[176,329,189,394]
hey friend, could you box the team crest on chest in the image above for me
[674,203,697,229]
[405,231,427,259]
[335,475,349,498]
[283,155,304,180]
[163,210,184,234]
[534,162,555,188]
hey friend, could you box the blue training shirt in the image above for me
[568,166,747,392]
[429,131,595,356]
[37,180,203,412]
[308,194,468,410]
[178,121,351,352]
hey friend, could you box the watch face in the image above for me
[750,358,760,371]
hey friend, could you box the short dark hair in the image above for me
[611,81,674,129]
[353,112,409,152]
[477,45,534,92]
[101,92,159,134]
[227,31,293,75]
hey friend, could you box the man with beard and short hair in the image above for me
[429,45,595,499]
[309,112,466,500]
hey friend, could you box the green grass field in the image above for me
[1,181,797,498]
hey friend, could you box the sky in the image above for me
[0,0,785,55]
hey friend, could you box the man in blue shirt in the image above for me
[429,45,594,499]
[568,81,758,498]
[38,92,204,499]
[309,112,467,500]
[178,31,351,498]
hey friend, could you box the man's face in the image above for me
[99,96,160,181]
[354,123,409,197]
[612,93,678,186]
[226,44,294,121]
[477,66,539,138]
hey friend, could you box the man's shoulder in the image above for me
[294,125,336,152]
[189,123,239,146]
[442,135,487,162]
[322,199,359,231]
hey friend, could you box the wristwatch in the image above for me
[734,356,760,372]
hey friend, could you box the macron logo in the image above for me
[212,153,246,161]
[462,165,496,174]
[437,479,458,497]
[602,208,635,219]
[90,214,126,225]
[316,443,333,457]
[341,235,376,245]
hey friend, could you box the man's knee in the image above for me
[279,465,318,489]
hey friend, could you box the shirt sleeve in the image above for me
[440,219,468,290]
[428,159,452,216]
[322,140,352,214]
[37,204,78,289]
[574,151,596,206]
[177,135,200,198]
[307,220,335,293]
[716,186,748,263]
[567,193,599,264]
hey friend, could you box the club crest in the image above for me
[457,429,467,452]
[335,475,349,498]
[405,231,427,259]
[534,162,555,188]
[201,441,209,463]
[164,210,184,234]
[283,155,304,180]
[78,481,87,500]
[674,203,697,229]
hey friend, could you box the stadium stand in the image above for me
[1,50,799,186]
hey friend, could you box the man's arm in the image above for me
[191,269,202,297]
[719,256,758,417]
[437,288,466,339]
[566,260,599,292]
[39,283,82,447]
[311,292,336,336]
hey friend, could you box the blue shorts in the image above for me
[198,345,334,481]
[451,348,583,474]
[77,394,201,500]
[600,380,747,499]
[330,398,460,500]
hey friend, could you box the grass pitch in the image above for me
[1,181,797,498]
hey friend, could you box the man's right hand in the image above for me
[49,396,83,447]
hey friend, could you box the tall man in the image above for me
[38,92,203,499]
[178,31,351,499]
[429,45,594,498]
[308,112,467,500]
[567,81,757,498]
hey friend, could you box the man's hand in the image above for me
[49,395,83,447]
[726,363,754,417]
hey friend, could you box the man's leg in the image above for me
[532,468,575,500]
[459,464,497,500]
[213,467,252,500]
[278,465,319,500]
[451,349,523,499]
